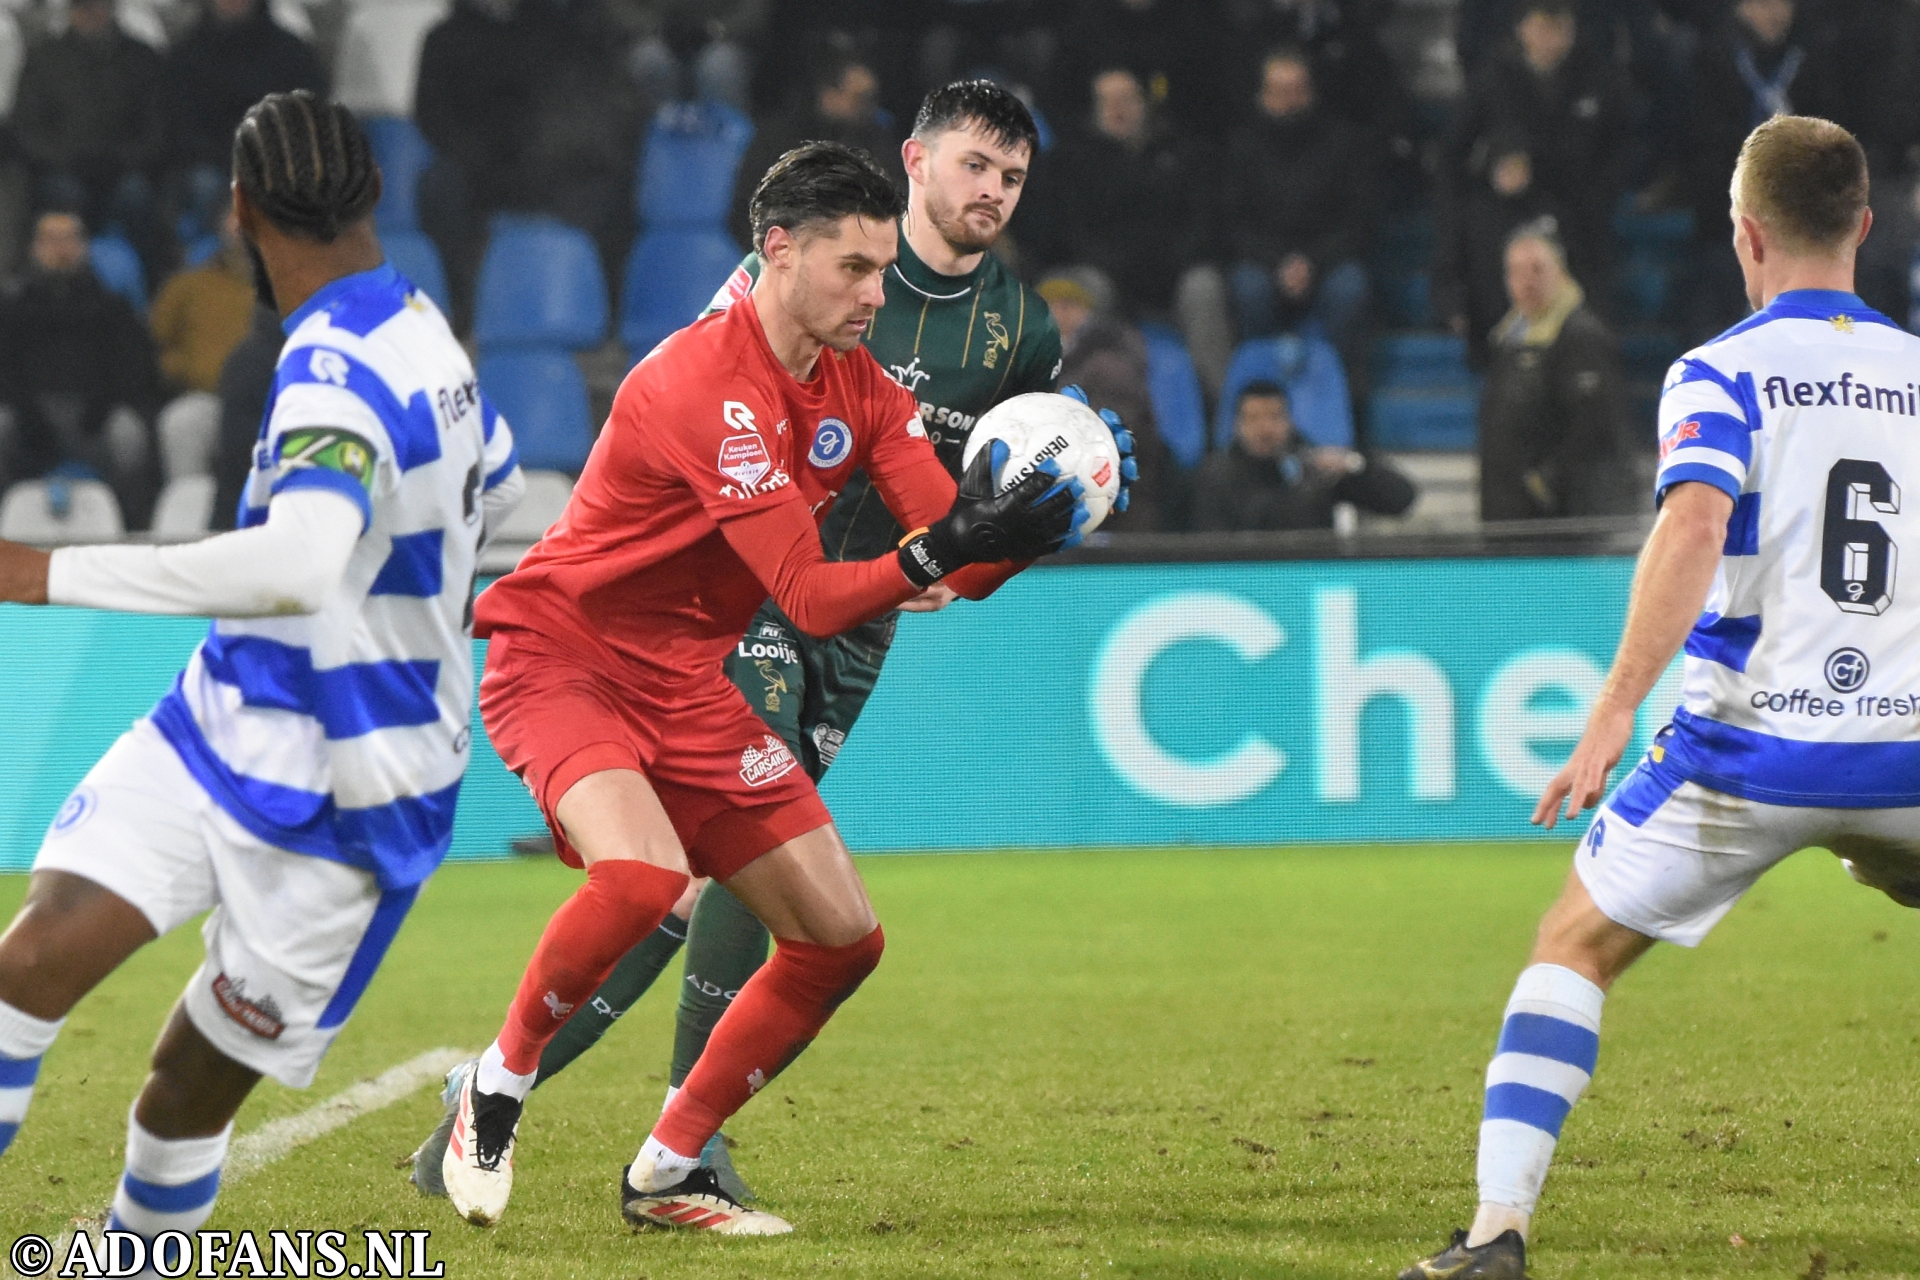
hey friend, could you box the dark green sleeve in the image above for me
[1011,303,1064,395]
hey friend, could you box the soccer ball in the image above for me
[961,392,1124,534]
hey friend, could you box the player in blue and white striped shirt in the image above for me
[1404,116,1920,1280]
[0,93,520,1265]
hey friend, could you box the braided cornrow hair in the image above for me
[232,91,383,243]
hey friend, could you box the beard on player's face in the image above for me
[923,183,1001,255]
[243,234,277,311]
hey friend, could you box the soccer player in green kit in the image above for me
[412,79,1132,1199]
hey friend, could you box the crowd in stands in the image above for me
[3,0,1920,540]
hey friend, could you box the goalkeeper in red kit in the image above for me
[438,142,1086,1234]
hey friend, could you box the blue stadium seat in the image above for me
[1613,207,1694,249]
[181,233,222,269]
[89,234,147,312]
[474,215,608,350]
[1216,334,1353,449]
[364,115,434,234]
[1373,333,1474,391]
[1137,322,1206,469]
[636,99,754,230]
[382,229,451,316]
[1368,389,1478,450]
[620,227,745,363]
[477,348,595,473]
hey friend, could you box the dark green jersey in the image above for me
[717,229,1062,561]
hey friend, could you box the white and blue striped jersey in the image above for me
[1650,287,1920,807]
[150,263,520,888]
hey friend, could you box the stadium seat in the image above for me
[363,114,435,234]
[152,475,216,538]
[181,233,221,269]
[620,227,745,363]
[1368,388,1479,450]
[1373,333,1474,391]
[636,99,754,230]
[474,215,609,350]
[1216,333,1354,450]
[1363,333,1479,451]
[90,234,147,313]
[491,469,574,544]
[0,479,124,541]
[334,0,449,120]
[477,349,595,473]
[383,229,452,316]
[1137,322,1206,469]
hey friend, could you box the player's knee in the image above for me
[586,857,692,918]
[820,924,884,1010]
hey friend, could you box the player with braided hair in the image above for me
[231,89,383,246]
[0,90,520,1266]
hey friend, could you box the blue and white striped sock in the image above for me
[0,998,64,1158]
[1476,963,1604,1223]
[106,1110,230,1271]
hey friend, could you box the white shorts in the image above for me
[1577,754,1920,947]
[33,718,418,1087]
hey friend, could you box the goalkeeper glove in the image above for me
[1059,384,1139,513]
[897,439,1086,587]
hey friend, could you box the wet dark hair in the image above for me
[232,91,382,243]
[748,140,906,253]
[913,79,1040,158]
[1236,379,1291,409]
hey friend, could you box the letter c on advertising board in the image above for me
[1088,592,1287,807]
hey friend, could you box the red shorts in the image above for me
[479,629,832,881]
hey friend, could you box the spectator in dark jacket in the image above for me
[1192,378,1413,532]
[1038,267,1180,530]
[1683,0,1838,340]
[1432,128,1565,369]
[165,0,326,242]
[416,0,641,330]
[0,211,162,526]
[1447,0,1630,313]
[209,303,281,531]
[1043,66,1213,317]
[1478,221,1635,521]
[1054,0,1236,135]
[1224,49,1375,350]
[9,0,166,271]
[1233,1,1415,164]
[729,38,898,249]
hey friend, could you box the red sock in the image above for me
[496,860,690,1075]
[654,926,884,1156]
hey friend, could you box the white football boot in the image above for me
[441,1063,522,1226]
[619,1157,792,1235]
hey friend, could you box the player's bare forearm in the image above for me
[1598,482,1734,716]
[1534,482,1732,828]
[0,540,51,605]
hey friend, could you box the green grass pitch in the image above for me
[3,844,1919,1279]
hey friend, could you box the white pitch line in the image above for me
[226,1045,473,1181]
[60,1046,474,1249]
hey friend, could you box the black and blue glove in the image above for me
[1060,384,1139,515]
[898,439,1088,587]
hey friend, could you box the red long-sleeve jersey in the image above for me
[476,295,978,686]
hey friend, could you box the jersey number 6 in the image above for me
[1821,458,1900,615]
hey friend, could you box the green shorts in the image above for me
[722,600,898,783]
